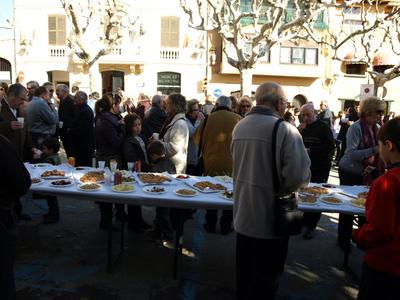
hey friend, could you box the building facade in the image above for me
[2,0,399,113]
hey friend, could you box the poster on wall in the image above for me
[360,84,374,100]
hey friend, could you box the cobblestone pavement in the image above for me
[15,167,363,300]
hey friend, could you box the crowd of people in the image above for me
[0,79,399,300]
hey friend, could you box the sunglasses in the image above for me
[241,105,250,108]
[376,110,384,115]
[0,88,4,91]
[49,89,54,93]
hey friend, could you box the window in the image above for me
[157,72,181,95]
[161,17,179,48]
[280,47,318,65]
[343,7,363,26]
[345,63,367,75]
[48,15,66,45]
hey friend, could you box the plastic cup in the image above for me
[127,162,134,171]
[98,161,105,169]
[152,133,159,140]
[17,117,24,126]
[110,161,118,172]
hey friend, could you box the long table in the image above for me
[26,164,367,276]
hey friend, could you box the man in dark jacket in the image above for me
[142,95,166,140]
[0,83,35,220]
[0,134,31,300]
[56,84,76,157]
[298,103,335,239]
[68,91,95,167]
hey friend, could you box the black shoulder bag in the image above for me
[272,119,303,237]
[196,115,208,175]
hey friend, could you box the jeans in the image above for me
[358,263,400,300]
[236,233,288,300]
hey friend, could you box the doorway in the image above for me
[101,71,125,94]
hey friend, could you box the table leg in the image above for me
[107,221,113,273]
[173,209,184,279]
[120,218,125,253]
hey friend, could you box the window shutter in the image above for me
[161,17,179,48]
[48,16,57,45]
[57,16,66,45]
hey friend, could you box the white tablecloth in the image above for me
[26,164,367,214]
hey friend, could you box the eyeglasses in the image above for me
[241,105,250,108]
[375,110,384,115]
[49,89,54,93]
[0,88,4,92]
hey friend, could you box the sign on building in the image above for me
[360,84,374,100]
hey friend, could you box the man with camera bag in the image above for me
[231,82,311,299]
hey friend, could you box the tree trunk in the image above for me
[240,68,253,97]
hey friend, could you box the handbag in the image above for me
[271,118,303,237]
[196,115,208,175]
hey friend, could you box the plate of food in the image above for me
[190,181,227,193]
[112,184,135,193]
[320,196,344,205]
[49,179,74,188]
[214,176,233,184]
[143,185,167,194]
[121,176,136,184]
[174,188,198,197]
[300,186,331,195]
[137,173,172,185]
[31,177,44,185]
[173,174,191,180]
[349,198,366,208]
[298,193,318,205]
[79,171,105,183]
[78,183,102,192]
[218,190,234,201]
[41,169,68,179]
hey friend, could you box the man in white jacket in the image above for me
[231,82,311,300]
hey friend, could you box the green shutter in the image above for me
[313,11,328,30]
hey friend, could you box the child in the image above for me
[146,141,176,246]
[352,117,400,300]
[122,113,150,233]
[41,138,61,224]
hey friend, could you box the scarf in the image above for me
[159,114,175,140]
[360,118,382,184]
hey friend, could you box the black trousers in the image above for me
[338,169,364,247]
[236,233,288,300]
[13,198,22,216]
[205,209,232,228]
[0,212,17,300]
[358,263,400,300]
[303,166,331,230]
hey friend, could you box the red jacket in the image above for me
[353,167,400,277]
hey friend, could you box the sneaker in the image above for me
[203,223,216,234]
[303,228,315,240]
[162,240,175,250]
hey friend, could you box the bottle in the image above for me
[134,161,141,172]
[114,171,122,185]
[68,157,75,167]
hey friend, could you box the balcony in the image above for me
[48,46,67,58]
[160,48,180,60]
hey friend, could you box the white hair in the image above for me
[216,95,232,109]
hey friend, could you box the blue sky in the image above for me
[0,0,13,40]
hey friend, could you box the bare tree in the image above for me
[180,0,400,96]
[304,1,400,96]
[60,0,139,92]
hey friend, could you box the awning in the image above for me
[372,51,396,67]
[342,51,367,65]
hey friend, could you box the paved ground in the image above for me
[15,167,364,300]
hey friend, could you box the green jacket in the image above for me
[42,153,61,166]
